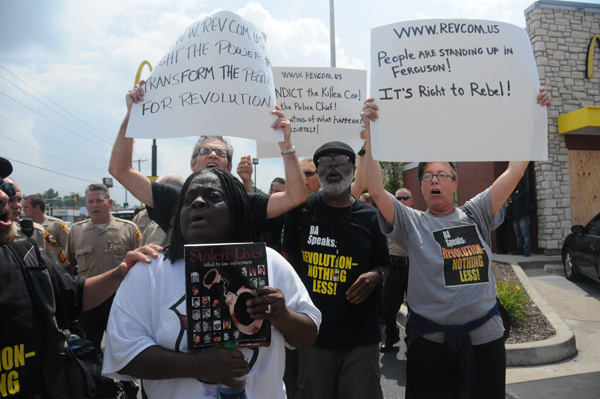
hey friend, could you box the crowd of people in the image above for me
[0,81,551,399]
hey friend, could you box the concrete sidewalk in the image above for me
[493,253,600,398]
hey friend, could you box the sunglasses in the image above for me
[193,147,228,158]
[317,155,350,166]
[303,171,317,177]
[0,182,16,198]
[396,196,412,201]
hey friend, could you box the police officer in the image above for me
[65,183,142,350]
[4,177,69,268]
[23,194,71,250]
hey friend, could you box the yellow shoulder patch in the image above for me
[44,231,61,249]
[135,229,143,242]
[61,222,70,233]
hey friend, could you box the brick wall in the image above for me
[525,2,600,254]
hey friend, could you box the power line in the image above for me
[0,65,112,141]
[0,113,103,159]
[0,90,113,151]
[0,74,114,146]
[0,133,107,172]
[3,157,99,183]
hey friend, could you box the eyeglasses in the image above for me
[317,155,350,166]
[396,196,412,201]
[194,147,228,158]
[422,172,454,182]
[0,182,16,197]
[303,171,317,177]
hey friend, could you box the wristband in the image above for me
[357,149,366,156]
[281,147,296,156]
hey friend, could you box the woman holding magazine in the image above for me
[102,167,321,398]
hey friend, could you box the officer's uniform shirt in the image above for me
[66,215,142,278]
[140,220,166,246]
[132,209,151,236]
[41,214,70,249]
[14,221,68,267]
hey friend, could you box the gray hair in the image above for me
[156,174,185,188]
[190,136,234,169]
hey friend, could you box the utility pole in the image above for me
[133,158,147,172]
[330,0,336,67]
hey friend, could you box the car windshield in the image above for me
[586,212,600,232]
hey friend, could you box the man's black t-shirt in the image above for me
[282,192,391,350]
[147,180,271,243]
[0,245,84,397]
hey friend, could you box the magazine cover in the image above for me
[185,242,271,351]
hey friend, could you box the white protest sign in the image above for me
[370,19,547,162]
[257,67,366,159]
[126,11,280,142]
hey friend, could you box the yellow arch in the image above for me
[587,35,600,78]
[134,60,153,87]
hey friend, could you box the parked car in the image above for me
[562,212,600,283]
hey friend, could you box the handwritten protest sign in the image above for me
[370,19,548,162]
[126,11,280,142]
[257,67,366,158]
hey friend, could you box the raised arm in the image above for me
[265,106,307,218]
[489,88,552,214]
[350,142,367,198]
[236,155,254,193]
[360,98,396,225]
[108,81,154,207]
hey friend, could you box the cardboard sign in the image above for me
[126,11,280,142]
[370,19,548,162]
[257,67,366,159]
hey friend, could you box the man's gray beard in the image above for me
[318,171,353,197]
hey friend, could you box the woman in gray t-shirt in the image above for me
[359,90,551,399]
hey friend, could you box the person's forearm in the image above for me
[119,346,199,380]
[365,135,387,202]
[109,114,134,182]
[490,161,529,215]
[351,147,367,198]
[276,312,318,348]
[280,147,306,207]
[242,177,253,193]
[82,267,124,311]
[108,112,154,207]
[265,141,306,218]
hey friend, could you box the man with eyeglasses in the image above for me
[282,141,390,399]
[380,187,413,352]
[109,81,306,245]
[4,177,69,269]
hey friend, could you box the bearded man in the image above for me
[282,141,390,399]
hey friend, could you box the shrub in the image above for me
[496,281,530,324]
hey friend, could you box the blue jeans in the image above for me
[513,215,531,252]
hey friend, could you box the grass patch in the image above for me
[497,281,530,324]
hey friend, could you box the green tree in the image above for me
[379,161,404,193]
[43,188,60,199]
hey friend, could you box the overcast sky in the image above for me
[0,0,595,206]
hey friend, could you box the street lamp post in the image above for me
[252,158,259,193]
